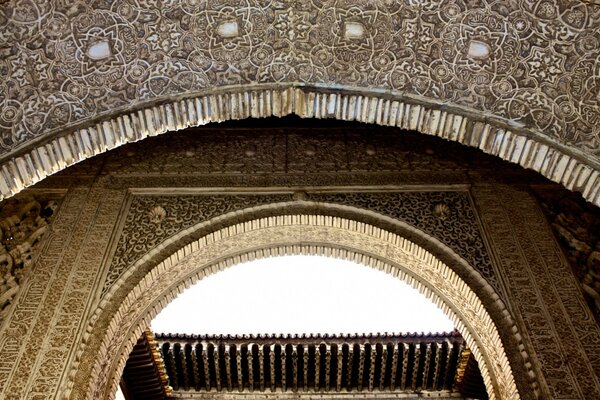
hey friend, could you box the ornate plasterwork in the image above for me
[474,186,600,399]
[310,192,498,292]
[103,191,499,300]
[0,194,58,327]
[0,1,599,205]
[76,215,519,400]
[98,125,492,186]
[533,186,600,319]
[103,194,291,295]
[0,187,127,400]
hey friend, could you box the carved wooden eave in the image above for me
[120,331,488,399]
[120,330,172,400]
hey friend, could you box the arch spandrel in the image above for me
[0,1,600,204]
[70,214,523,400]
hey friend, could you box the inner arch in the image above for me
[79,215,520,400]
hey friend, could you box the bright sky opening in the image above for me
[151,255,454,335]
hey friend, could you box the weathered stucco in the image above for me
[0,1,599,204]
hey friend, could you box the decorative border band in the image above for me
[1,85,598,206]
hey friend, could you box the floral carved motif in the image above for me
[103,194,292,295]
[0,0,598,167]
[309,192,499,294]
[103,191,501,304]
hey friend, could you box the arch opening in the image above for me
[150,255,456,336]
[125,255,484,399]
[71,214,521,400]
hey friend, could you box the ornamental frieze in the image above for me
[103,191,499,303]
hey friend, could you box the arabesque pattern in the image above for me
[0,0,599,202]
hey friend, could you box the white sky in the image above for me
[151,255,454,335]
[120,256,454,398]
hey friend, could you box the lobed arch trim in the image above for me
[63,208,526,400]
[1,85,598,206]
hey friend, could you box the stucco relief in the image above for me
[0,194,59,327]
[103,194,291,295]
[82,217,519,400]
[0,1,599,204]
[533,186,600,319]
[103,191,497,300]
[473,185,600,399]
[0,187,126,400]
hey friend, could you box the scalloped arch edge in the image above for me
[3,85,598,206]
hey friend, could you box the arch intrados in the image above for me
[2,85,598,206]
[72,213,522,400]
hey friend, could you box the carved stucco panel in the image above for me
[0,1,600,204]
[472,185,600,399]
[0,188,87,400]
[0,187,127,400]
[309,192,500,294]
[102,193,293,296]
[101,191,503,304]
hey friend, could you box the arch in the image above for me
[2,86,599,206]
[63,209,526,400]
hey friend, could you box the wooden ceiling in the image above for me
[120,331,488,399]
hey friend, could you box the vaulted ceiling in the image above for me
[0,1,599,203]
